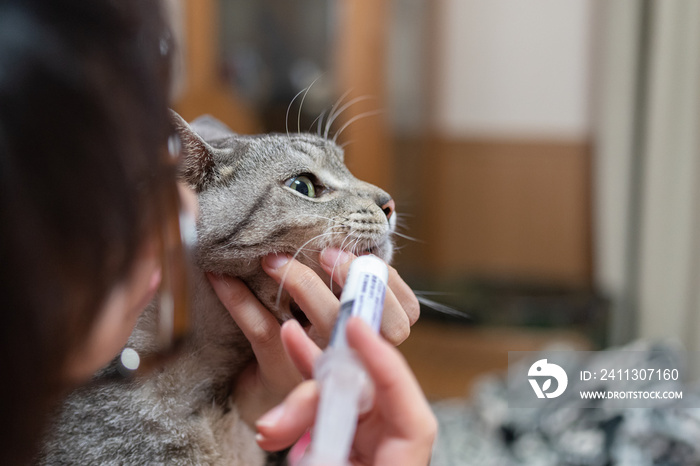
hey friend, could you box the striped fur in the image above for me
[39,112,395,465]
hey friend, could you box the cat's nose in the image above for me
[381,199,395,220]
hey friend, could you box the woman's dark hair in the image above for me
[0,0,172,462]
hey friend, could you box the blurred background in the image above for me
[164,0,700,400]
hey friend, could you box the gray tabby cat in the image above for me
[38,111,396,465]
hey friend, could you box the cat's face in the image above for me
[172,112,395,323]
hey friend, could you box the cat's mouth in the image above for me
[284,241,388,331]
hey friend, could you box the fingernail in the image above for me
[206,272,223,282]
[256,403,285,428]
[206,273,239,289]
[321,248,351,267]
[282,319,303,333]
[265,253,290,270]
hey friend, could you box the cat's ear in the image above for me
[170,110,217,192]
[188,115,237,142]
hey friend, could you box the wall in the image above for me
[434,0,592,140]
[399,0,594,286]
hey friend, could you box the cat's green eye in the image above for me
[285,175,316,198]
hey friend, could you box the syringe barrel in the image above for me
[302,255,389,466]
[303,348,365,466]
[328,255,388,349]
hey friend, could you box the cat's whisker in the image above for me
[325,95,373,138]
[186,340,215,359]
[340,227,358,251]
[394,220,411,233]
[301,249,324,256]
[324,88,353,139]
[313,221,348,238]
[390,230,424,243]
[351,238,363,255]
[391,214,420,241]
[274,231,344,310]
[328,230,358,294]
[328,226,353,251]
[339,140,356,150]
[413,292,470,319]
[327,241,347,294]
[348,234,363,257]
[310,109,327,135]
[333,109,384,143]
[298,75,323,134]
[297,250,316,263]
[355,237,367,256]
[299,214,351,235]
[286,87,308,137]
[328,225,350,236]
[361,201,377,215]
[360,238,374,255]
[374,237,385,255]
[392,243,407,253]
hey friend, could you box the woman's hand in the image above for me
[207,249,420,426]
[262,248,420,346]
[256,317,437,466]
[208,272,313,426]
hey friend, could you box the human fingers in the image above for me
[346,318,437,440]
[319,249,419,325]
[207,273,302,423]
[255,380,319,452]
[261,254,340,344]
[385,264,420,326]
[207,274,287,363]
[319,249,419,345]
[280,319,322,380]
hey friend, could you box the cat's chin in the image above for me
[201,242,392,334]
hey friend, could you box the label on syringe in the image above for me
[304,255,389,466]
[329,255,388,349]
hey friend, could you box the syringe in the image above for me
[301,254,389,466]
